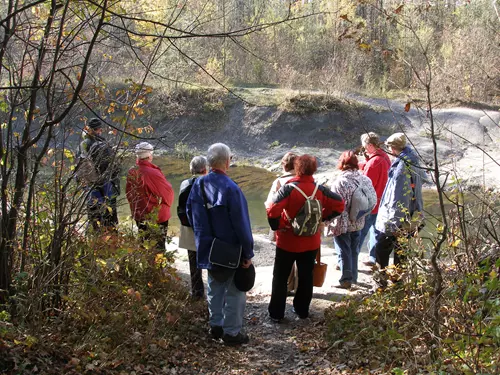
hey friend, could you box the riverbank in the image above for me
[144,89,499,191]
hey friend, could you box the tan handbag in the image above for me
[313,247,327,287]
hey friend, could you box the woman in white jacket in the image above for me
[326,151,377,289]
[265,152,298,292]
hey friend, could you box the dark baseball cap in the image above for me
[88,118,103,129]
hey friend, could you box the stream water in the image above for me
[117,156,445,237]
[118,156,277,233]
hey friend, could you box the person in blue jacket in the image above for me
[373,133,424,273]
[186,143,254,346]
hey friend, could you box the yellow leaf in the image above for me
[359,43,371,51]
[450,239,461,247]
[63,148,74,161]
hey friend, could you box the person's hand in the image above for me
[241,259,252,268]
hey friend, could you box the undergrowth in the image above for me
[279,93,366,114]
[325,260,500,374]
[0,231,207,374]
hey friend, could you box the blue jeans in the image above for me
[334,231,361,283]
[358,213,378,263]
[207,270,246,336]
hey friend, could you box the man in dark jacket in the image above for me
[78,118,120,231]
[126,142,174,252]
[186,143,253,346]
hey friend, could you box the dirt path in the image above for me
[169,234,375,374]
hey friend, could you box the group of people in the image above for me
[263,131,423,321]
[79,118,424,347]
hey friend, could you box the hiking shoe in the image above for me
[222,332,249,346]
[209,325,223,340]
[373,270,389,289]
[269,314,284,323]
[292,308,309,319]
[335,281,352,290]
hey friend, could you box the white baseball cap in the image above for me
[135,142,154,159]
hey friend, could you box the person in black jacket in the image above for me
[177,156,207,299]
[78,118,120,231]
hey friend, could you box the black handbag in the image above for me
[200,178,242,269]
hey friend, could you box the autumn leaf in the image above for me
[394,4,404,14]
[134,291,141,301]
[340,14,351,22]
[166,312,177,324]
[63,148,74,161]
[404,102,411,112]
[359,43,372,51]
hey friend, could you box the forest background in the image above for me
[0,0,499,374]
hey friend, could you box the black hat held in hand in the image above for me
[234,263,256,292]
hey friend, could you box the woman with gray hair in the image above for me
[177,156,208,299]
[126,142,174,251]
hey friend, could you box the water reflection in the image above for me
[118,155,441,238]
[118,156,277,233]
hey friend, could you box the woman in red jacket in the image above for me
[358,132,391,266]
[126,142,174,251]
[266,155,344,321]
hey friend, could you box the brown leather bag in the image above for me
[313,247,327,287]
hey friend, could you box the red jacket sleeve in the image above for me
[266,186,292,230]
[319,185,345,221]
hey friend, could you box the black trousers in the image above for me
[188,250,204,298]
[374,231,406,269]
[268,247,318,320]
[136,220,169,252]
